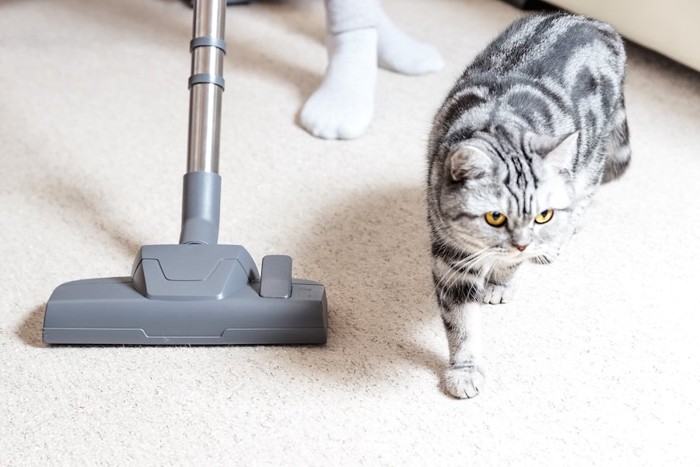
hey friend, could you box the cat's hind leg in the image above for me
[601,96,631,183]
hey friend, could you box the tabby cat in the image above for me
[426,12,630,399]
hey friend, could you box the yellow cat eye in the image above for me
[535,209,554,224]
[484,211,507,227]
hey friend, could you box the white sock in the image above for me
[300,28,377,140]
[377,9,444,76]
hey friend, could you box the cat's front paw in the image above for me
[443,364,485,399]
[483,283,515,304]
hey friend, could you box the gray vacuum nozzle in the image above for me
[44,245,327,345]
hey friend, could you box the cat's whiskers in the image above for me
[467,250,498,298]
[440,248,497,292]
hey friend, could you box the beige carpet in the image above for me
[2,0,699,464]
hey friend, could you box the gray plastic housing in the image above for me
[180,172,221,245]
[43,244,327,345]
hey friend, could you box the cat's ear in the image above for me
[448,145,493,181]
[527,131,579,171]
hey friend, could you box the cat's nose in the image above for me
[513,243,528,252]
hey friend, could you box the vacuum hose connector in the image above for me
[180,171,221,245]
[181,0,227,245]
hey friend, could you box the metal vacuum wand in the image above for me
[180,0,227,245]
[188,0,226,173]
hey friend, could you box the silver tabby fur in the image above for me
[426,13,630,398]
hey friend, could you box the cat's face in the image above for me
[438,133,578,265]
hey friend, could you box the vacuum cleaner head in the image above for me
[43,244,327,345]
[43,0,328,346]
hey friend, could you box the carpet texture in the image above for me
[1,0,699,464]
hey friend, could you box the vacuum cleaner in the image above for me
[42,0,328,345]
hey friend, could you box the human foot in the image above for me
[376,10,444,76]
[300,28,377,140]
